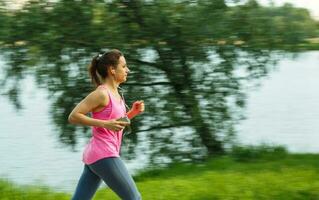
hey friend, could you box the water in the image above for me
[0,51,319,192]
[237,51,319,152]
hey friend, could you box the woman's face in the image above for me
[113,56,130,83]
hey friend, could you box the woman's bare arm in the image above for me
[68,89,129,131]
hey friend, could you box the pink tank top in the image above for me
[82,85,127,165]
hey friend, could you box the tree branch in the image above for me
[125,82,171,86]
[136,122,191,132]
[130,58,158,68]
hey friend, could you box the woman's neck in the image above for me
[101,79,119,93]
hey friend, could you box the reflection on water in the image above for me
[0,51,318,191]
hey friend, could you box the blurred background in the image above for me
[0,0,318,195]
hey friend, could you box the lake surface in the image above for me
[0,51,318,192]
[237,51,319,153]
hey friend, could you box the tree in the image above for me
[0,0,317,164]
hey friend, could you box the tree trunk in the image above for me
[158,49,224,155]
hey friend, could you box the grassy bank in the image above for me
[0,180,69,200]
[1,152,319,200]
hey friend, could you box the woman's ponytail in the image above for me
[89,55,101,87]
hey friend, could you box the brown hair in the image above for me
[89,49,123,86]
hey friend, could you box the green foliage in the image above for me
[226,2,318,49]
[230,144,288,162]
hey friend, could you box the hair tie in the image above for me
[96,53,103,60]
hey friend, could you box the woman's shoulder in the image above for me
[94,86,109,100]
[85,86,109,105]
[89,87,110,111]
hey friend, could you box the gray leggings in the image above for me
[71,157,141,200]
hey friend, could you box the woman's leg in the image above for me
[71,165,102,200]
[89,157,141,200]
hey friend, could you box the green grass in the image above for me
[0,179,69,200]
[1,153,319,200]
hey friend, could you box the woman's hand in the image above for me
[127,100,145,119]
[132,100,145,114]
[103,119,130,131]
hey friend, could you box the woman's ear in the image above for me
[109,66,116,75]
